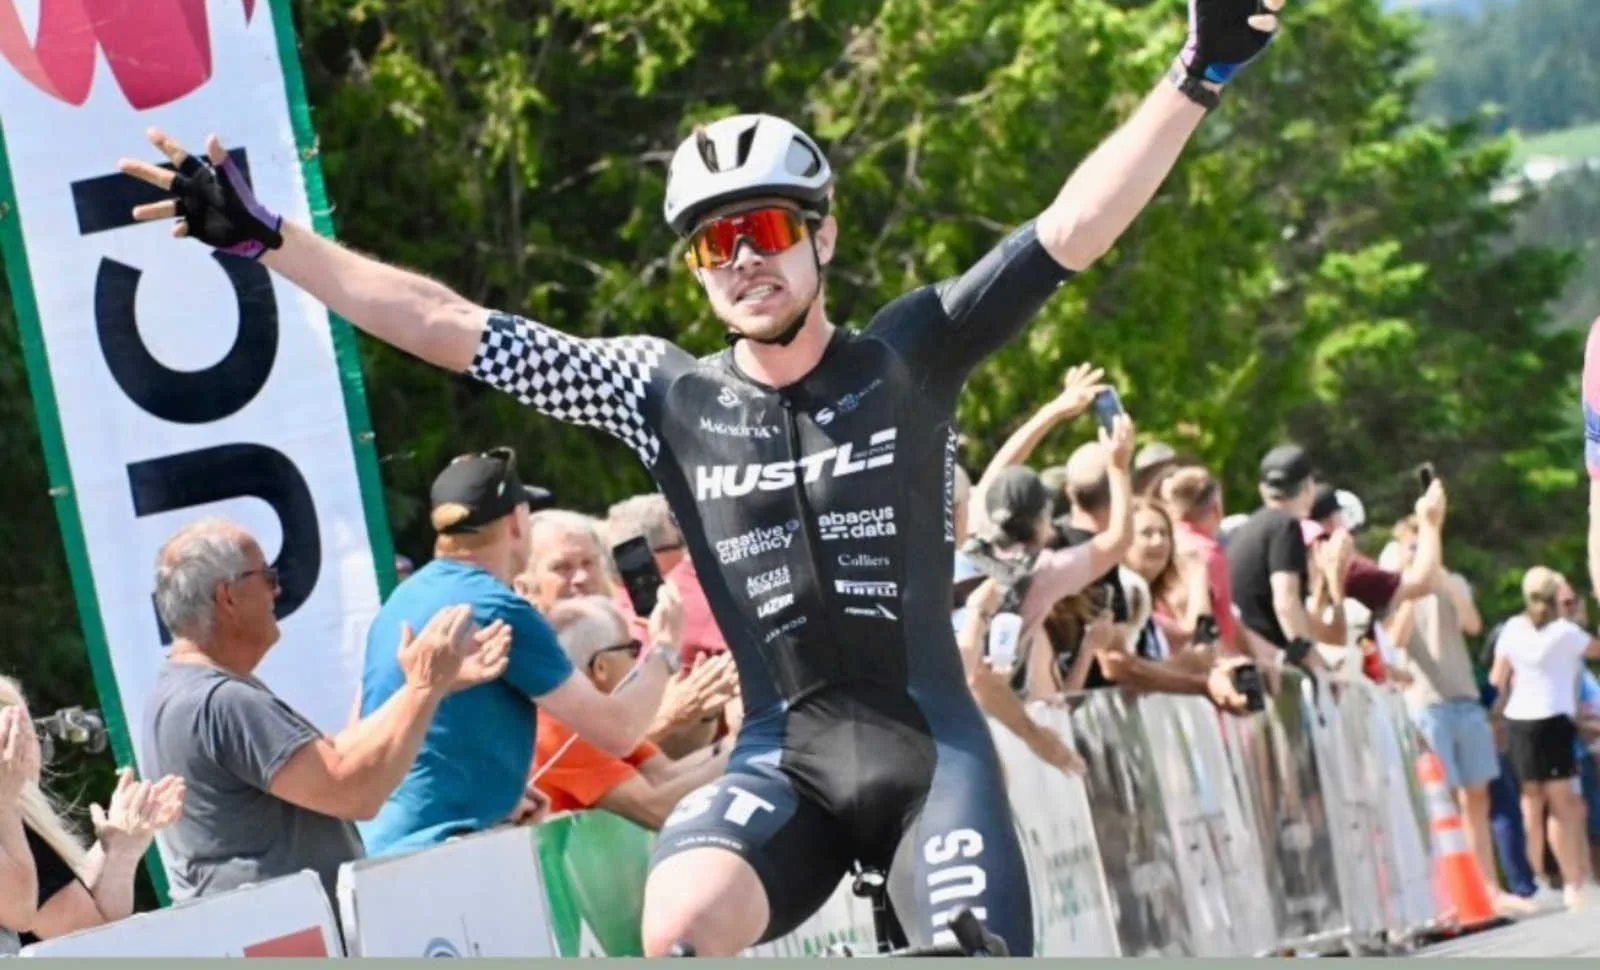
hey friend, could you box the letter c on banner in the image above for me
[72,149,277,423]
[130,444,320,644]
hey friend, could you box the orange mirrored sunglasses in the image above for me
[685,206,812,269]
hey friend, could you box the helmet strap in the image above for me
[722,236,824,348]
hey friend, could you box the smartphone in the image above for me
[987,612,1023,671]
[1231,663,1266,713]
[1091,388,1124,434]
[611,536,663,618]
[1415,462,1435,493]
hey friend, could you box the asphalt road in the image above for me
[1417,906,1600,957]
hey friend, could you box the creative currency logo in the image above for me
[0,1,259,109]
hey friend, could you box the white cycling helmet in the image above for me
[663,114,833,237]
[1335,489,1366,532]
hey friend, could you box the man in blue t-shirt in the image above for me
[358,447,677,856]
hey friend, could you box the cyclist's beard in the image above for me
[723,240,824,348]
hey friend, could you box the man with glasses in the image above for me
[117,0,1289,953]
[142,518,501,903]
[355,450,676,857]
[530,596,732,831]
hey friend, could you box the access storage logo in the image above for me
[0,0,257,109]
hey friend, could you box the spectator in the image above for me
[1,679,183,945]
[357,449,673,856]
[1555,578,1600,887]
[515,509,616,610]
[1132,440,1180,498]
[1160,467,1250,659]
[967,361,1108,540]
[606,494,729,669]
[1226,445,1350,671]
[141,518,503,900]
[997,429,1249,713]
[520,503,739,759]
[956,578,1088,776]
[1488,566,1600,909]
[530,596,732,830]
[1383,515,1526,914]
[1126,496,1214,658]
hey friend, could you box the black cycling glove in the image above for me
[169,154,284,260]
[1179,0,1281,85]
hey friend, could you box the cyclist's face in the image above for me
[693,199,837,341]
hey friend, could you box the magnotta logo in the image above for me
[696,429,897,501]
[0,0,258,110]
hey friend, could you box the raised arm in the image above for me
[971,364,1106,523]
[1036,1,1284,271]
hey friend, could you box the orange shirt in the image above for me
[532,710,660,814]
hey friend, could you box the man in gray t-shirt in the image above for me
[144,663,364,901]
[140,518,505,903]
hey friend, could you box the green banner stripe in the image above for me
[0,116,166,899]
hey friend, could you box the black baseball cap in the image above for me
[431,447,551,534]
[985,466,1049,544]
[1259,444,1313,492]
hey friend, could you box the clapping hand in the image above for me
[0,706,41,805]
[91,767,185,859]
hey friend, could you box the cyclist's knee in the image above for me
[643,848,769,957]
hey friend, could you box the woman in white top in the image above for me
[1489,566,1600,908]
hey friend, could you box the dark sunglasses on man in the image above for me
[588,638,643,673]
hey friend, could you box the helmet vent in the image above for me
[788,137,822,178]
[735,122,759,167]
[695,125,720,172]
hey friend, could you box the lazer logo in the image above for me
[746,566,791,598]
[694,429,897,501]
[698,417,777,439]
[715,521,799,565]
[0,0,258,110]
[845,604,898,622]
[835,580,898,598]
[818,505,897,541]
[838,553,892,569]
[756,592,795,619]
[924,829,988,947]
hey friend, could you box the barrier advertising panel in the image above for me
[337,825,556,957]
[20,870,340,957]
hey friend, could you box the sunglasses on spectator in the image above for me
[685,206,814,270]
[590,639,643,669]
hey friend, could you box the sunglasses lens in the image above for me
[689,208,807,268]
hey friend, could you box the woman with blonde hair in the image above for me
[1489,567,1600,909]
[0,676,185,945]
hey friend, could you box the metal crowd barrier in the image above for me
[8,672,1449,959]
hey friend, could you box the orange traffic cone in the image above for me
[1417,751,1501,932]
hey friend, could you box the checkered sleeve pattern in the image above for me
[469,311,671,466]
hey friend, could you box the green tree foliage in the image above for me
[0,0,1581,760]
[1511,166,1600,329]
[1413,0,1600,135]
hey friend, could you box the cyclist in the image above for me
[116,0,1287,955]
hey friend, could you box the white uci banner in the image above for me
[0,0,391,777]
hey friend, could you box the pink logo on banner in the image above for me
[0,0,256,110]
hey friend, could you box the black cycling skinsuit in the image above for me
[469,221,1072,953]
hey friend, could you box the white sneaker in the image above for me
[1530,885,1566,911]
[1492,891,1540,917]
[1565,883,1600,910]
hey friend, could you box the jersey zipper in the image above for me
[779,393,839,703]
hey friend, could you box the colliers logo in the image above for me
[695,429,897,501]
